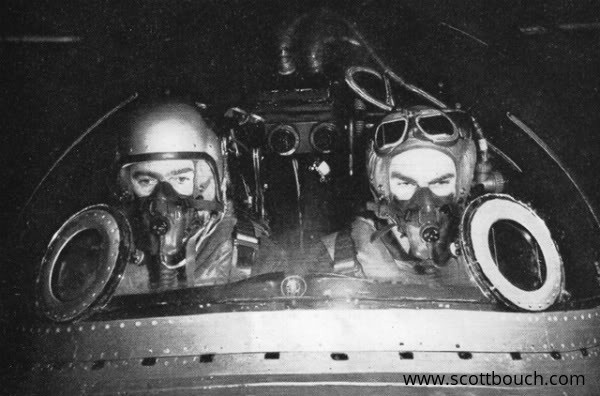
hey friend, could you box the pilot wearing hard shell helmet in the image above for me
[313,106,480,286]
[115,99,283,294]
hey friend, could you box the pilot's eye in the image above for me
[431,179,450,186]
[175,176,191,184]
[391,179,417,200]
[429,177,455,197]
[135,176,157,187]
[166,174,192,185]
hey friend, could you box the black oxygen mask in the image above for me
[135,181,201,289]
[391,187,457,270]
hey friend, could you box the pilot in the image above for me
[312,106,479,287]
[114,99,284,294]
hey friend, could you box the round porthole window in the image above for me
[36,205,133,322]
[460,194,563,311]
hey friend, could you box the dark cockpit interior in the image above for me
[3,1,600,324]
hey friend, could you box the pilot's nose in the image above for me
[152,181,180,199]
[407,187,436,211]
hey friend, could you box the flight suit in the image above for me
[115,206,286,294]
[312,214,477,289]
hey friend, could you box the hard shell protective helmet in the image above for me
[367,106,478,212]
[117,99,228,207]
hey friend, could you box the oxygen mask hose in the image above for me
[291,157,304,252]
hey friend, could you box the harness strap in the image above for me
[189,199,224,212]
[332,229,364,277]
[233,217,260,272]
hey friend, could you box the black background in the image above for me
[1,1,600,388]
[1,0,599,254]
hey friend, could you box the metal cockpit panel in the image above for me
[16,307,600,394]
[22,308,600,361]
[22,350,600,395]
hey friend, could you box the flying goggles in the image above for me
[373,108,474,154]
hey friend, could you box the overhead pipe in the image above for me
[277,13,310,76]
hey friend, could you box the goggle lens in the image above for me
[375,119,407,149]
[416,114,456,138]
[374,110,466,152]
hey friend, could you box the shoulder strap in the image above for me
[233,217,260,272]
[331,228,364,276]
[333,228,355,261]
[351,216,404,279]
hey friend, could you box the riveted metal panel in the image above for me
[21,348,600,395]
[22,307,600,363]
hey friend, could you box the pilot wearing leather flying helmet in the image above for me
[114,99,284,294]
[313,106,479,286]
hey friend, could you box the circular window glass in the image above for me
[488,220,547,291]
[51,229,106,302]
[461,194,564,311]
[37,205,132,322]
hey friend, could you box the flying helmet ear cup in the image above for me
[367,144,391,199]
[455,139,478,202]
[191,160,218,201]
[115,165,136,202]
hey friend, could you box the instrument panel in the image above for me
[239,86,345,156]
[267,121,340,155]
